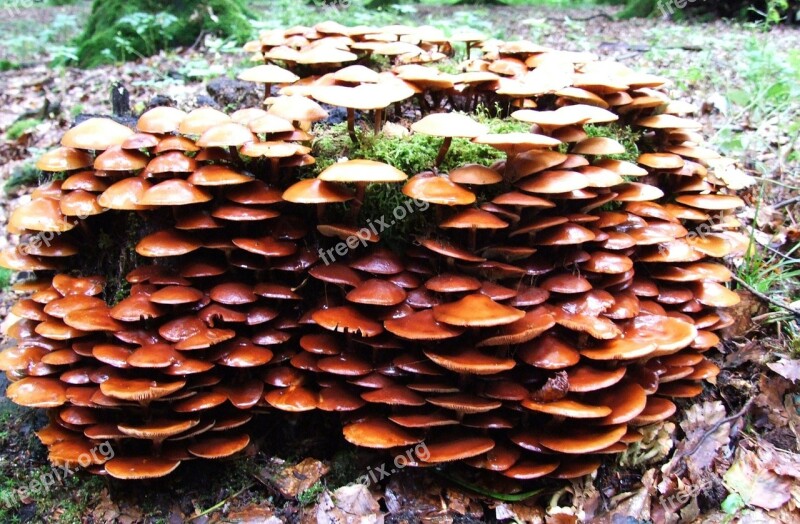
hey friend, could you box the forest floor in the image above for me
[0,1,799,523]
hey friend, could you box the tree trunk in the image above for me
[76,0,254,67]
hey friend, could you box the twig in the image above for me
[189,482,253,521]
[189,30,208,52]
[666,398,755,476]
[546,13,615,22]
[775,195,800,209]
[683,398,754,460]
[731,274,800,317]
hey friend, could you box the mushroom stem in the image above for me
[347,108,357,144]
[468,227,477,253]
[270,157,280,181]
[350,181,367,222]
[434,137,453,168]
[263,82,272,100]
[316,203,326,223]
[374,108,383,136]
[228,145,242,168]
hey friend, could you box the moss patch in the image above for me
[5,119,41,141]
[75,0,254,67]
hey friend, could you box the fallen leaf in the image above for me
[678,401,731,471]
[273,457,330,498]
[494,502,545,523]
[226,505,281,524]
[724,446,793,510]
[767,358,800,382]
[316,485,383,524]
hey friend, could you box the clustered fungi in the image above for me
[0,21,748,483]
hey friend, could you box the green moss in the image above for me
[4,162,44,193]
[297,481,325,506]
[75,0,255,67]
[583,122,643,162]
[312,109,529,175]
[310,110,526,247]
[0,268,12,291]
[5,119,41,140]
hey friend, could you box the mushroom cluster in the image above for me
[0,21,749,483]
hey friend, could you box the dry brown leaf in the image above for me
[273,457,330,498]
[316,485,383,524]
[723,445,795,510]
[679,401,731,471]
[225,505,281,524]
[494,502,545,523]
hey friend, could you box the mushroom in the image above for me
[317,159,407,219]
[410,113,488,168]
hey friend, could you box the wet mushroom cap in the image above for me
[343,419,422,449]
[433,294,525,327]
[104,457,181,479]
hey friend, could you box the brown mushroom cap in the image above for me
[518,334,580,369]
[118,419,198,439]
[7,377,67,408]
[318,159,407,183]
[105,457,181,479]
[136,230,202,257]
[61,118,134,150]
[267,95,329,122]
[403,172,475,205]
[433,294,524,327]
[238,64,299,84]
[522,398,612,418]
[137,106,187,134]
[343,419,422,449]
[384,309,465,340]
[440,209,508,229]
[312,306,384,337]
[9,198,75,233]
[196,123,256,148]
[97,177,153,210]
[188,434,250,459]
[265,385,318,412]
[424,348,515,375]
[138,180,212,206]
[537,424,627,454]
[178,107,231,135]
[572,137,626,156]
[411,113,488,138]
[94,145,148,171]
[99,377,185,402]
[422,436,496,463]
[346,279,407,306]
[448,164,502,185]
[36,147,94,172]
[283,178,354,203]
[517,170,588,194]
